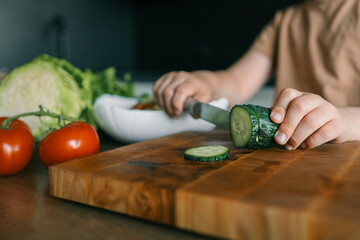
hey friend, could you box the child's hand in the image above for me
[152,71,213,118]
[270,88,347,150]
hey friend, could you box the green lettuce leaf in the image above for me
[0,54,135,140]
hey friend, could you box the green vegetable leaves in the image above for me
[0,54,135,140]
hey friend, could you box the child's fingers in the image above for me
[273,92,324,148]
[161,72,190,116]
[286,104,333,149]
[171,82,197,117]
[152,72,178,111]
[271,88,303,124]
[302,119,342,149]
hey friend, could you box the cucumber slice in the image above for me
[184,145,230,162]
[229,105,258,148]
[230,104,279,149]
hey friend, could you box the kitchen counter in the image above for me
[0,131,214,240]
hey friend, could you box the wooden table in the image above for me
[0,131,214,240]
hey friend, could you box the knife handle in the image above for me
[184,98,200,118]
[184,97,195,110]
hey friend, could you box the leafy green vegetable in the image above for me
[0,54,135,140]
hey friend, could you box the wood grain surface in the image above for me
[49,129,360,240]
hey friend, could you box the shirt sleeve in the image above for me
[250,10,284,63]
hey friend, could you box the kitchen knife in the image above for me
[185,98,229,129]
[185,98,269,137]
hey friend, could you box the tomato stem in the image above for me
[1,106,78,129]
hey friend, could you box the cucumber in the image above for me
[230,104,279,149]
[247,104,279,148]
[184,145,230,162]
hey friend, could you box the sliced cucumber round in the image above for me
[184,145,230,162]
[229,105,259,148]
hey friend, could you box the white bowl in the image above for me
[93,94,229,143]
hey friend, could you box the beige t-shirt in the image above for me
[251,0,360,106]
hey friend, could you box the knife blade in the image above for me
[185,98,229,129]
[185,99,270,137]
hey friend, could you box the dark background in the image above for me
[0,0,303,82]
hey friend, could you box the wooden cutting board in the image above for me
[49,130,360,240]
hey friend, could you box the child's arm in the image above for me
[270,88,360,150]
[152,50,272,117]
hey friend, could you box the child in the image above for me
[152,0,360,150]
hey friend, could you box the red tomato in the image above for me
[38,121,100,168]
[0,117,34,176]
